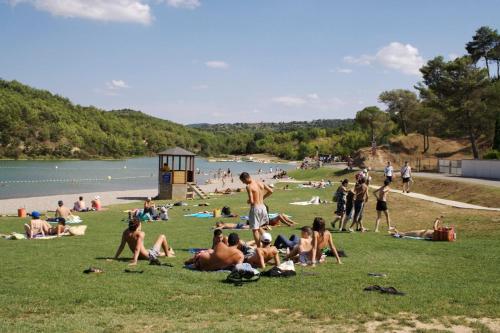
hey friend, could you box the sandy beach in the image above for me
[0,173,279,215]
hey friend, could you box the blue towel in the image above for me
[184,213,213,218]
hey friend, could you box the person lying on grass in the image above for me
[311,217,342,265]
[390,216,443,239]
[265,205,297,227]
[184,229,229,266]
[285,226,314,266]
[114,217,175,266]
[244,232,280,269]
[187,233,244,271]
[214,221,271,231]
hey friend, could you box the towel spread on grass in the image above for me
[240,213,289,221]
[184,212,213,218]
[2,225,87,240]
[47,216,83,224]
[392,234,431,241]
[290,196,321,206]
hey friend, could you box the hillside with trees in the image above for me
[1,25,499,161]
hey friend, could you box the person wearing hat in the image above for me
[244,232,280,269]
[143,197,155,216]
[91,196,102,211]
[55,200,74,220]
[24,211,51,239]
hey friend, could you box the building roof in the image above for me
[158,147,196,156]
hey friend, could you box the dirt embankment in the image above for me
[353,134,475,170]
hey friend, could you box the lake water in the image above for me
[0,158,294,199]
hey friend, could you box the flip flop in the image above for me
[363,285,382,291]
[124,269,144,274]
[380,286,406,296]
[83,267,104,274]
[368,273,387,277]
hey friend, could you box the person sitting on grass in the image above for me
[114,217,175,266]
[143,197,155,216]
[311,217,342,265]
[55,200,74,220]
[24,211,51,238]
[73,196,89,212]
[244,232,280,269]
[391,216,443,239]
[285,226,314,266]
[91,196,102,211]
[189,233,244,271]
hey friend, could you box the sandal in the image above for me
[83,267,104,274]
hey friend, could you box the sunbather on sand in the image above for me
[285,226,313,265]
[190,233,244,271]
[391,217,442,238]
[311,217,342,265]
[114,217,175,266]
[244,233,280,269]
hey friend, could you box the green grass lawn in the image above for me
[0,179,499,332]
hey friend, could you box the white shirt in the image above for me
[384,166,394,177]
[401,166,412,178]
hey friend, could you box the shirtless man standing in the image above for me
[239,172,273,247]
[114,218,174,265]
[373,180,393,232]
[245,232,280,269]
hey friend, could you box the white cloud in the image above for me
[192,84,208,90]
[448,53,459,60]
[343,55,374,66]
[330,68,353,74]
[307,93,319,100]
[205,61,229,69]
[106,79,129,90]
[375,42,424,75]
[272,96,307,107]
[165,0,200,9]
[10,0,152,24]
[343,42,424,75]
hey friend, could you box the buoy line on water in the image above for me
[0,175,153,184]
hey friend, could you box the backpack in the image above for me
[221,206,231,216]
[261,267,297,278]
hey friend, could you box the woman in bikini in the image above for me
[311,217,342,265]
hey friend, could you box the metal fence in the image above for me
[438,159,462,175]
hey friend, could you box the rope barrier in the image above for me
[0,175,153,184]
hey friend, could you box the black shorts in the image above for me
[386,176,393,182]
[376,200,388,211]
[402,177,411,183]
[354,200,364,214]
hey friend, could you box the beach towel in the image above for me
[184,212,214,218]
[240,213,290,221]
[392,234,430,241]
[290,196,321,206]
[48,216,83,224]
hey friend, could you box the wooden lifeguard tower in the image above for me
[157,147,207,200]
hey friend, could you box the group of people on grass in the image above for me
[112,162,416,270]
[25,196,102,239]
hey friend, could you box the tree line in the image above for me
[353,25,500,159]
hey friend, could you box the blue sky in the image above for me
[1,0,499,124]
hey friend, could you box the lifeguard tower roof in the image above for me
[158,147,196,156]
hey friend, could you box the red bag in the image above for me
[433,226,456,241]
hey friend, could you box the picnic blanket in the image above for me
[392,234,431,241]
